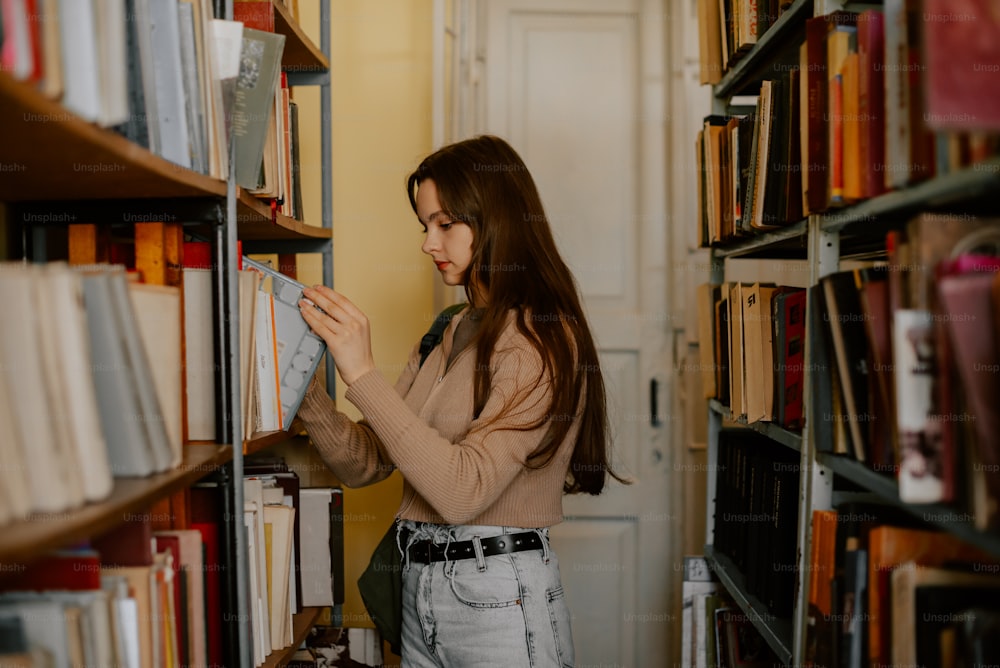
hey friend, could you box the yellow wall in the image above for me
[299,0,437,627]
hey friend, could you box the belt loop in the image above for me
[397,520,414,571]
[535,528,551,564]
[472,535,487,572]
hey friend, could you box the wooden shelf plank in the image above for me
[704,545,794,665]
[237,191,332,240]
[261,606,325,668]
[0,445,233,565]
[0,72,226,202]
[244,419,307,456]
[272,1,329,73]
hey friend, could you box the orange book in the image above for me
[804,510,837,667]
[841,52,861,202]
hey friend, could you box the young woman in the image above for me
[297,135,622,666]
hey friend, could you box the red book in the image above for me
[92,518,154,567]
[190,483,226,667]
[856,10,885,199]
[923,0,1000,130]
[233,0,276,33]
[775,288,806,429]
[1,550,102,591]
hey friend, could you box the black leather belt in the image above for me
[406,531,544,564]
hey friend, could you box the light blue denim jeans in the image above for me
[396,520,575,667]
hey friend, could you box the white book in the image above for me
[179,0,217,175]
[254,290,282,433]
[56,0,102,122]
[176,2,207,173]
[107,272,173,473]
[40,263,112,502]
[244,479,272,656]
[210,18,245,176]
[128,282,184,469]
[81,271,158,477]
[101,574,140,668]
[298,489,333,607]
[264,504,295,649]
[0,599,72,666]
[0,263,74,512]
[244,504,264,666]
[183,268,215,441]
[146,0,192,168]
[0,351,32,525]
[893,309,943,503]
[93,0,129,126]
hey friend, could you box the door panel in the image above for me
[482,1,674,664]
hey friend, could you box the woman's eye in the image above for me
[440,223,453,231]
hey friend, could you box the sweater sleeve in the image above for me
[296,345,422,487]
[344,342,554,524]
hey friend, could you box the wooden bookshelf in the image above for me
[0,444,232,565]
[271,1,329,72]
[261,606,325,668]
[237,190,333,240]
[245,418,307,456]
[0,72,226,202]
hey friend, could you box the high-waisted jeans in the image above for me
[396,520,575,667]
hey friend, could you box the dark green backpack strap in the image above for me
[418,303,467,369]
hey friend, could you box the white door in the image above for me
[477,1,676,664]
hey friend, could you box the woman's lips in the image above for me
[435,261,449,270]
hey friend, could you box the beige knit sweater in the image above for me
[296,309,579,527]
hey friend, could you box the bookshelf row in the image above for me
[710,156,1000,259]
[697,0,1000,253]
[0,71,330,243]
[0,1,338,665]
[695,1,1000,666]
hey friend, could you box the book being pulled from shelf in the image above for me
[243,256,327,435]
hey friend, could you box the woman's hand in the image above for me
[299,286,376,386]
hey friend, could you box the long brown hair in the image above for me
[407,135,624,495]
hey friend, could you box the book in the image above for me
[38,263,112,502]
[866,525,997,668]
[856,9,885,199]
[298,488,333,607]
[743,282,777,424]
[773,288,805,429]
[128,282,184,470]
[892,564,1000,668]
[923,0,1000,130]
[55,0,101,122]
[233,27,286,188]
[0,263,79,512]
[154,529,207,668]
[680,555,718,668]
[939,272,1000,530]
[182,267,216,442]
[820,270,870,463]
[146,0,192,168]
